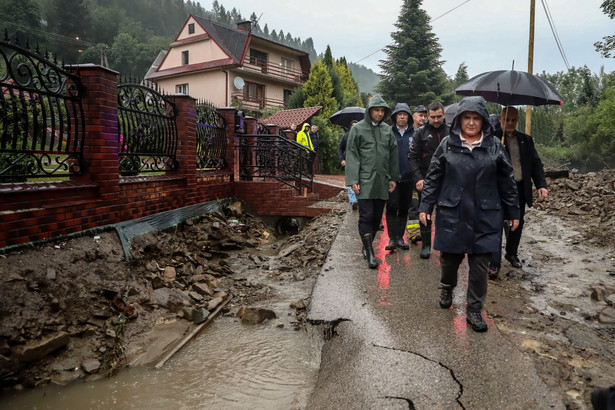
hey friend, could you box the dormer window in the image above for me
[188,23,195,34]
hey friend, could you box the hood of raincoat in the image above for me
[300,123,310,133]
[390,103,412,121]
[364,95,391,123]
[450,96,491,135]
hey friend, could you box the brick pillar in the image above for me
[69,65,120,203]
[172,94,197,198]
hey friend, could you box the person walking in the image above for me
[309,124,321,174]
[418,96,520,332]
[346,95,400,269]
[296,123,315,176]
[409,101,449,259]
[338,120,359,210]
[488,106,548,277]
[385,103,414,251]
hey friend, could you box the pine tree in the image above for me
[376,0,453,106]
[303,61,337,117]
[336,58,363,107]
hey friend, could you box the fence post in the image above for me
[68,65,120,204]
[172,94,197,192]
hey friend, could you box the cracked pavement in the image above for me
[307,211,564,409]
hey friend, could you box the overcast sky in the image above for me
[201,0,615,78]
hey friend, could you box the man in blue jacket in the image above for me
[385,103,414,251]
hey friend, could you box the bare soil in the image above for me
[1,170,615,409]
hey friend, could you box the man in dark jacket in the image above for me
[489,106,548,276]
[385,103,414,251]
[408,101,449,259]
[338,120,359,210]
[346,95,400,269]
[418,96,520,332]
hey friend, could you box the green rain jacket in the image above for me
[345,95,400,200]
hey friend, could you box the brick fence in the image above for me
[0,64,342,250]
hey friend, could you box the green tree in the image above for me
[303,61,337,118]
[376,0,453,106]
[595,0,615,57]
[451,62,469,93]
[0,0,45,46]
[336,58,363,107]
[322,45,343,110]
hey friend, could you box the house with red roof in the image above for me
[145,16,311,112]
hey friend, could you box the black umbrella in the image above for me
[329,106,365,128]
[454,69,563,106]
[443,103,458,125]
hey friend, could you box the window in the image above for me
[176,84,189,95]
[245,81,265,108]
[188,23,195,34]
[182,51,189,65]
[249,49,268,73]
[283,89,292,107]
[281,58,294,77]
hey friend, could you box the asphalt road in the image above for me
[307,210,564,409]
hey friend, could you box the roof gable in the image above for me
[262,107,323,129]
[193,16,249,64]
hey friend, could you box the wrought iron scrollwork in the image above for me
[1,36,85,182]
[196,101,227,171]
[117,80,178,175]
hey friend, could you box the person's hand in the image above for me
[419,212,431,226]
[416,179,424,192]
[538,188,548,201]
[352,184,360,194]
[341,160,346,167]
[509,219,520,231]
[389,181,396,193]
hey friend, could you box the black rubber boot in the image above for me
[395,216,409,250]
[419,223,431,259]
[361,233,379,269]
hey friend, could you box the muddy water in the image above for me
[2,235,325,409]
[3,319,322,409]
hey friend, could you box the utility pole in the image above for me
[526,0,535,134]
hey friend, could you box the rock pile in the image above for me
[534,169,615,248]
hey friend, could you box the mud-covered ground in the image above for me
[1,170,615,409]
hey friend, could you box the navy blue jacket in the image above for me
[392,125,413,182]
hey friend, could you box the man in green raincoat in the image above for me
[345,95,400,268]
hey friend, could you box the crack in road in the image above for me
[375,343,466,410]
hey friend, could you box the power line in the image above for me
[2,21,95,48]
[540,0,570,70]
[354,0,471,65]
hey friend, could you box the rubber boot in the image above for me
[419,222,431,259]
[439,285,453,309]
[361,233,379,269]
[385,215,397,251]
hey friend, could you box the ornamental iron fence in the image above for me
[117,78,178,175]
[0,34,85,182]
[196,99,227,171]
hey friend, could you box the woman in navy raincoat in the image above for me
[418,96,519,332]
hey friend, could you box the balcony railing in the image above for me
[242,56,308,83]
[231,92,287,110]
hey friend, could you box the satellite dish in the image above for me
[233,76,245,90]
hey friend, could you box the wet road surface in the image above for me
[307,210,564,409]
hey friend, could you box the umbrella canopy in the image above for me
[443,103,458,125]
[454,70,563,106]
[329,106,365,128]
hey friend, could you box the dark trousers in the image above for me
[358,198,386,236]
[386,181,413,221]
[441,252,490,312]
[491,181,526,265]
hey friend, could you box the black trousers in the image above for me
[385,180,413,220]
[441,252,490,313]
[358,198,386,236]
[491,181,526,264]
